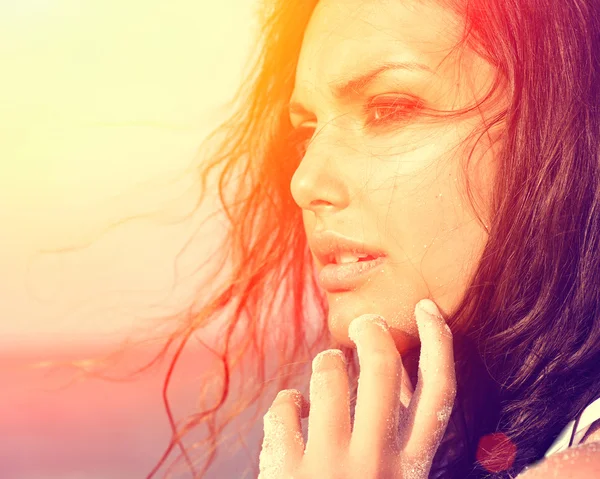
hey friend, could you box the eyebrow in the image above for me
[288,61,435,116]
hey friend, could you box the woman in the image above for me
[147,0,600,477]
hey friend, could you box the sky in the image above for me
[0,0,259,345]
[0,2,274,478]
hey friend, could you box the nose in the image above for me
[289,140,350,215]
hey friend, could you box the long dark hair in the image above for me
[144,0,600,477]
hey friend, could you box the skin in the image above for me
[261,2,474,474]
[259,303,457,478]
[289,0,505,354]
[260,1,600,477]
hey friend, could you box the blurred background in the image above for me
[0,1,269,477]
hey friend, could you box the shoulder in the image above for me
[516,441,600,478]
[516,410,600,478]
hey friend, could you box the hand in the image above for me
[258,299,456,479]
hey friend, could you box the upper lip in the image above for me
[308,230,387,265]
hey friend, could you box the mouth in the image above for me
[308,230,388,290]
[318,255,387,291]
[326,252,381,265]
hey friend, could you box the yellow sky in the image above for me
[0,0,258,342]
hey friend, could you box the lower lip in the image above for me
[318,256,386,291]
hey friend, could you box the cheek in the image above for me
[381,152,491,316]
[418,214,489,314]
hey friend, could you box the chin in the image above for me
[326,299,421,355]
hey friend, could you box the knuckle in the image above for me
[365,348,399,377]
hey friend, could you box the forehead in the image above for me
[294,0,465,100]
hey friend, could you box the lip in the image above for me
[318,255,386,291]
[308,230,388,291]
[308,230,387,266]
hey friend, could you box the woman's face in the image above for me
[289,0,504,353]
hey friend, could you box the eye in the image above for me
[364,95,424,128]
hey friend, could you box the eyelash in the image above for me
[292,95,422,156]
[364,95,423,128]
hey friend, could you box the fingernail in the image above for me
[348,314,389,345]
[312,348,346,373]
[416,299,452,336]
[275,389,302,404]
[416,298,440,318]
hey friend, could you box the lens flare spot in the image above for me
[476,432,517,473]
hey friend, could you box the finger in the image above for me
[399,358,415,408]
[348,314,406,459]
[259,389,306,477]
[402,299,457,460]
[305,349,352,458]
